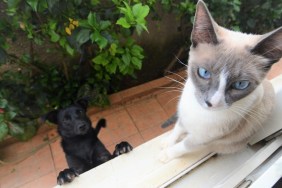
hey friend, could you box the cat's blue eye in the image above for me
[198,67,211,79]
[232,80,250,90]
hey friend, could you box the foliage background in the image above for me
[0,0,281,141]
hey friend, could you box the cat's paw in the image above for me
[160,138,169,149]
[158,150,172,163]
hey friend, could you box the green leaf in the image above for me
[0,122,8,141]
[123,2,134,21]
[130,45,144,59]
[90,31,108,49]
[122,53,131,65]
[46,0,59,12]
[92,54,108,65]
[5,111,17,120]
[91,0,100,6]
[74,0,82,5]
[131,57,142,69]
[135,22,148,35]
[100,21,111,30]
[93,64,101,71]
[119,63,127,74]
[26,0,39,12]
[132,3,150,19]
[106,62,117,74]
[9,122,37,141]
[125,38,135,46]
[65,44,74,56]
[6,0,21,15]
[59,38,66,47]
[116,18,131,28]
[135,25,143,35]
[8,122,23,135]
[0,99,8,108]
[77,20,91,29]
[49,30,60,42]
[76,29,90,46]
[109,43,117,56]
[48,20,57,30]
[0,114,4,123]
[87,12,98,28]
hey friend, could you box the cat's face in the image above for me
[188,0,282,110]
[189,44,262,109]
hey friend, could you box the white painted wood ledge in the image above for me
[55,74,282,188]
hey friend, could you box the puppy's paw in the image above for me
[114,141,133,156]
[57,168,79,185]
[158,150,173,163]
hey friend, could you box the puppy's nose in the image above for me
[78,124,86,131]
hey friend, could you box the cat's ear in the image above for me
[251,27,282,66]
[191,0,218,47]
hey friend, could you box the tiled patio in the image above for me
[0,61,282,188]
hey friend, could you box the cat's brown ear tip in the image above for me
[251,26,282,64]
[195,0,211,19]
[196,0,207,8]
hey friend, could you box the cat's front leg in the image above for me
[161,120,186,149]
[159,135,206,163]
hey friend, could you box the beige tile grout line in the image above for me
[87,70,187,115]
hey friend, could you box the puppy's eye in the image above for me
[76,109,83,115]
[63,114,71,122]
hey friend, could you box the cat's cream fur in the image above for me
[159,0,282,163]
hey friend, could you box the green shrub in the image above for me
[0,0,151,141]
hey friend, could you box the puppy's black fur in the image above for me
[43,99,133,185]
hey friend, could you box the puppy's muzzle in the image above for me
[76,123,89,135]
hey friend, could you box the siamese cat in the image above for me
[159,0,282,163]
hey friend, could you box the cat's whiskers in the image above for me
[158,89,183,97]
[232,104,264,119]
[165,76,185,86]
[229,108,250,125]
[231,105,263,127]
[174,55,188,67]
[165,95,181,106]
[165,70,187,82]
[158,86,183,92]
[232,109,265,132]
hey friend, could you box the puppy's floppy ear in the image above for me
[41,110,59,124]
[75,98,89,110]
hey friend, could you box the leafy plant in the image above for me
[0,93,37,141]
[239,0,282,33]
[0,0,152,141]
[116,2,150,35]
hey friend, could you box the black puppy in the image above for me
[43,99,133,185]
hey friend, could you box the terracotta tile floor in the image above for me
[0,60,281,188]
